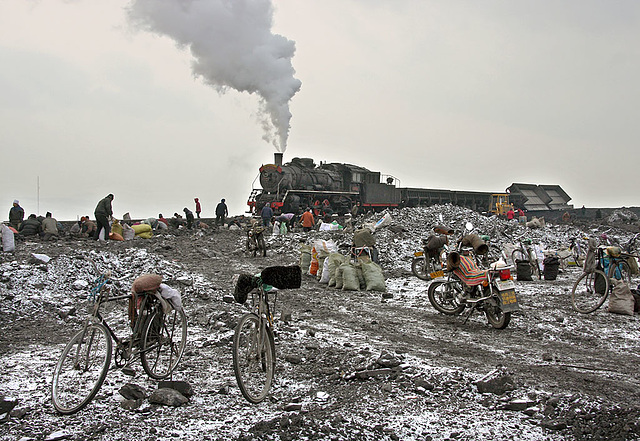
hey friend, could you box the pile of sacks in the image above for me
[111,219,153,240]
[299,239,386,292]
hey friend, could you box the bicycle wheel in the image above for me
[141,307,188,380]
[51,323,112,414]
[428,279,466,315]
[608,260,632,284]
[411,257,429,280]
[232,313,275,404]
[511,249,527,265]
[571,270,610,314]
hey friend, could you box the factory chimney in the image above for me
[274,152,283,167]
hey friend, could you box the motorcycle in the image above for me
[411,225,454,280]
[246,224,267,257]
[428,223,519,329]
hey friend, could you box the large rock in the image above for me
[475,368,516,395]
[158,380,194,398]
[149,388,188,407]
[119,383,147,401]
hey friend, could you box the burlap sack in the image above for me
[608,280,635,316]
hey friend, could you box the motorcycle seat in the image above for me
[452,255,487,286]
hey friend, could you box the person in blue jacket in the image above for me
[260,204,273,227]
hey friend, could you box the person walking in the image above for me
[215,198,229,226]
[300,208,315,232]
[9,200,24,230]
[183,207,195,229]
[260,203,273,227]
[194,198,202,218]
[94,194,114,241]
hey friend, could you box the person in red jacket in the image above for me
[300,208,315,232]
[194,198,202,218]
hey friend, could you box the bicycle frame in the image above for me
[81,279,162,369]
[597,248,630,281]
[251,282,275,330]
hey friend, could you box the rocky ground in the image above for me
[1,206,640,441]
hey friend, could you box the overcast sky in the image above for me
[2,0,639,221]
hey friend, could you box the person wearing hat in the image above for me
[94,194,114,241]
[9,200,24,230]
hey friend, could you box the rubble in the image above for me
[0,205,639,440]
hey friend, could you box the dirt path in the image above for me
[1,224,640,440]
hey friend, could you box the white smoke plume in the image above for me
[127,0,301,152]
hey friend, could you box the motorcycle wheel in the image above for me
[428,280,465,315]
[484,297,511,329]
[411,257,430,280]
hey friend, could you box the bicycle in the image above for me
[571,242,638,313]
[51,258,187,414]
[557,237,588,270]
[231,265,301,403]
[510,236,541,280]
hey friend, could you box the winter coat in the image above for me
[94,196,113,217]
[82,220,97,236]
[195,199,201,213]
[9,205,24,225]
[216,202,228,216]
[42,217,58,235]
[261,205,273,220]
[300,211,314,228]
[19,218,42,237]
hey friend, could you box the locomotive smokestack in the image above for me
[274,152,283,167]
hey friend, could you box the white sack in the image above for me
[1,224,15,253]
[158,283,183,311]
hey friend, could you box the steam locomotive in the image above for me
[247,153,509,215]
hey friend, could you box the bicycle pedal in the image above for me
[121,366,136,376]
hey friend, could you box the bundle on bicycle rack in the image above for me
[261,265,302,289]
[233,265,302,304]
[461,234,489,255]
[129,274,163,327]
[233,274,259,304]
